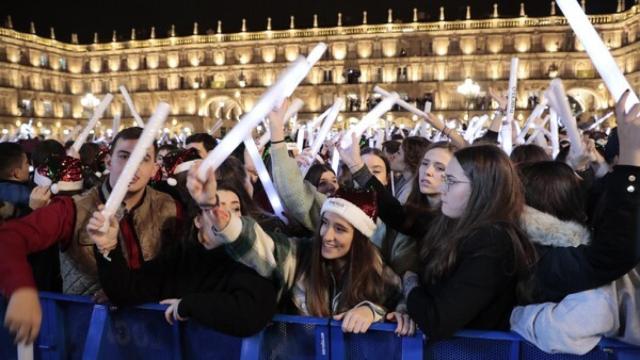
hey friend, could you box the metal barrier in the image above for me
[1,292,638,359]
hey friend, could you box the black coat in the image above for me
[96,233,277,337]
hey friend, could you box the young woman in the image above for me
[342,137,536,340]
[304,164,339,196]
[187,164,410,334]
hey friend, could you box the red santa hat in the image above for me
[320,189,378,238]
[162,148,201,186]
[34,156,84,194]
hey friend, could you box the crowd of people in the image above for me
[0,86,639,356]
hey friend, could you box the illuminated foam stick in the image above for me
[101,103,170,234]
[549,110,560,158]
[111,113,121,136]
[587,111,614,131]
[516,98,547,144]
[424,101,432,114]
[341,93,399,149]
[374,86,441,128]
[296,125,305,152]
[525,115,551,145]
[331,146,341,174]
[119,86,145,127]
[71,93,114,155]
[210,119,224,135]
[243,138,288,222]
[556,0,639,112]
[302,99,344,177]
[17,342,33,360]
[197,43,326,182]
[501,57,519,154]
[308,100,343,158]
[546,79,584,159]
[307,106,332,146]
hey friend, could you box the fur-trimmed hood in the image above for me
[520,206,591,248]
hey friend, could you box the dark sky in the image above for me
[0,0,633,44]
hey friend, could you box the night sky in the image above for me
[0,0,634,44]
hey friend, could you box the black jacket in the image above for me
[96,235,277,337]
[526,165,640,303]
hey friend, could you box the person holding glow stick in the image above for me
[0,127,184,345]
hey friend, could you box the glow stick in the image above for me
[516,99,547,144]
[556,0,639,111]
[306,106,333,146]
[424,101,432,114]
[210,119,224,135]
[331,148,340,174]
[374,86,441,128]
[587,111,614,130]
[296,125,305,152]
[243,138,288,222]
[111,113,121,136]
[302,100,343,177]
[549,110,560,158]
[71,93,114,155]
[546,79,584,159]
[200,43,326,181]
[341,94,399,149]
[308,100,343,159]
[525,116,551,144]
[119,86,145,127]
[101,103,170,231]
[410,120,424,136]
[197,51,324,182]
[501,57,519,154]
[278,43,327,104]
[17,342,33,360]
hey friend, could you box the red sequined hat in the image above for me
[162,148,201,186]
[34,155,84,194]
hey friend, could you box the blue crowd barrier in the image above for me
[1,292,639,359]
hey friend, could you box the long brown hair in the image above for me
[420,145,536,283]
[405,142,458,217]
[302,226,386,317]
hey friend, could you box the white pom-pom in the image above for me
[95,171,102,178]
[167,177,177,187]
[51,183,59,194]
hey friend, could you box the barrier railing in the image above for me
[1,292,639,359]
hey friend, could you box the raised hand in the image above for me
[489,87,508,112]
[187,161,218,207]
[268,98,291,142]
[336,133,364,172]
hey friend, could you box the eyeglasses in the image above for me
[441,174,470,192]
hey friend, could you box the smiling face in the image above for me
[418,148,453,196]
[106,139,158,194]
[440,157,472,218]
[319,211,355,260]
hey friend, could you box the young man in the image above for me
[185,132,217,159]
[0,127,184,344]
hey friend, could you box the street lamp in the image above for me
[457,78,480,120]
